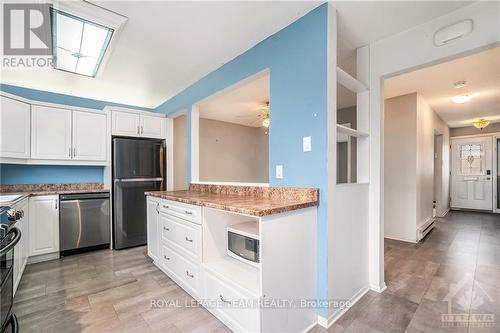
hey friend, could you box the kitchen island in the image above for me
[146,184,319,333]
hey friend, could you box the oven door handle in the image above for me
[1,313,19,333]
[0,227,21,257]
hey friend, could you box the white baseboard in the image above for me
[384,235,418,243]
[27,252,59,264]
[370,282,387,293]
[317,286,370,329]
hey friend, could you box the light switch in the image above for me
[276,165,283,179]
[303,136,311,152]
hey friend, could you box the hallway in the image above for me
[318,211,499,332]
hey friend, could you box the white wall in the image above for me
[369,1,500,290]
[199,118,269,183]
[384,93,449,242]
[384,94,418,241]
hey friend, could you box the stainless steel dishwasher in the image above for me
[59,192,110,255]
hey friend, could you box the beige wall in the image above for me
[450,122,500,137]
[384,93,450,242]
[199,118,269,183]
[173,115,188,190]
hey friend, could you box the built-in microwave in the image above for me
[227,221,260,267]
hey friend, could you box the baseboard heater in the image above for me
[417,218,435,241]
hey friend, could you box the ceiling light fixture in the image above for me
[453,81,467,89]
[451,94,472,104]
[262,115,270,128]
[51,9,114,77]
[472,119,490,130]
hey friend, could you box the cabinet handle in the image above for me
[69,147,71,158]
[54,200,58,210]
[163,205,169,209]
[73,147,76,157]
[163,255,170,261]
[156,203,160,214]
[141,126,144,134]
[186,270,194,278]
[184,210,193,215]
[185,236,193,243]
[163,226,170,231]
[219,295,232,304]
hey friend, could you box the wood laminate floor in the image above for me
[15,211,499,332]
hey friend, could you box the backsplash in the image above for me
[0,164,104,185]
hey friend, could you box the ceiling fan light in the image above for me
[472,119,490,130]
[451,94,472,104]
[262,117,270,128]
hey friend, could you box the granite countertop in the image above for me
[0,183,109,207]
[146,184,319,217]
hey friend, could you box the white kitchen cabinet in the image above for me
[112,110,166,138]
[13,198,29,295]
[31,105,72,160]
[29,195,59,256]
[72,111,107,161]
[146,197,160,262]
[141,114,166,139]
[112,111,140,137]
[0,95,30,159]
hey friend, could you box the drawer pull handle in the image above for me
[156,203,160,214]
[186,270,194,278]
[163,255,170,261]
[185,237,193,242]
[219,295,232,305]
[163,205,169,209]
[163,227,170,231]
[184,210,193,215]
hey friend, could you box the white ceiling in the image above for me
[334,1,474,71]
[198,72,269,127]
[1,1,319,108]
[1,1,475,109]
[384,47,500,128]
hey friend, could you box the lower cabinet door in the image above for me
[29,195,59,256]
[146,198,160,261]
[203,271,261,332]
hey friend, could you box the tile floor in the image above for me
[14,211,499,332]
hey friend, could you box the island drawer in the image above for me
[160,243,200,297]
[203,270,261,332]
[160,213,201,261]
[159,199,201,224]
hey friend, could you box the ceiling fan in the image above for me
[236,101,270,128]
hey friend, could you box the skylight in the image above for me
[51,9,113,77]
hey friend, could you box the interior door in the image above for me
[451,136,493,211]
[72,111,107,161]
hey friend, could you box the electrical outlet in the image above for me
[303,136,311,152]
[276,165,283,179]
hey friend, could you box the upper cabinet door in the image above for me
[112,111,140,137]
[31,105,72,160]
[140,114,166,139]
[0,96,30,158]
[72,111,107,161]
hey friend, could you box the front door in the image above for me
[451,136,493,211]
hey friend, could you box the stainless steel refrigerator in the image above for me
[113,138,165,249]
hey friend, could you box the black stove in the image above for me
[0,206,20,333]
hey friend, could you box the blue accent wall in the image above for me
[155,4,329,314]
[0,84,153,185]
[0,165,103,185]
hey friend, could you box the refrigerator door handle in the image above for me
[114,178,164,182]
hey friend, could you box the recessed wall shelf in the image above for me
[337,67,368,93]
[336,124,369,138]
